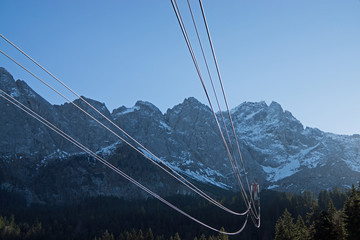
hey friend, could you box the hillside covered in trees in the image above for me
[274,183,360,240]
[0,183,359,239]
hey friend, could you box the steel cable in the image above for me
[170,0,251,211]
[198,0,260,220]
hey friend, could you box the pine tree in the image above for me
[306,199,319,225]
[99,229,114,240]
[306,199,319,238]
[313,211,333,240]
[319,190,331,211]
[328,200,336,218]
[274,209,296,240]
[0,216,5,232]
[145,228,154,240]
[328,200,345,240]
[25,220,44,239]
[294,215,308,240]
[130,229,138,240]
[199,234,206,240]
[138,229,144,240]
[310,199,346,240]
[217,227,228,240]
[330,187,347,209]
[124,231,131,240]
[0,215,21,239]
[173,232,181,240]
[343,184,360,240]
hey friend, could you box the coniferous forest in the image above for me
[0,183,359,240]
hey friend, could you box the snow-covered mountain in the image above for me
[1,67,359,204]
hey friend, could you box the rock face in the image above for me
[0,67,359,204]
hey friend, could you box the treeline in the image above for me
[274,183,360,240]
[94,228,230,240]
[0,215,44,239]
[1,190,243,240]
[0,184,358,240]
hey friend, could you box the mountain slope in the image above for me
[0,67,359,204]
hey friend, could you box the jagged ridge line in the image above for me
[0,88,250,235]
[0,41,249,216]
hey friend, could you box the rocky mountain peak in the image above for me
[183,96,203,105]
[0,67,13,78]
[231,101,267,115]
[112,106,130,116]
[230,100,303,133]
[135,100,162,115]
[0,67,19,97]
[166,97,210,118]
[70,96,111,118]
[15,80,41,99]
[166,97,213,131]
[182,97,210,111]
[0,69,53,116]
[1,67,360,204]
[268,101,283,114]
[112,101,162,119]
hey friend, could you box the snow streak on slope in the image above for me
[139,148,230,189]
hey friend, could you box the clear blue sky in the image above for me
[1,1,359,135]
